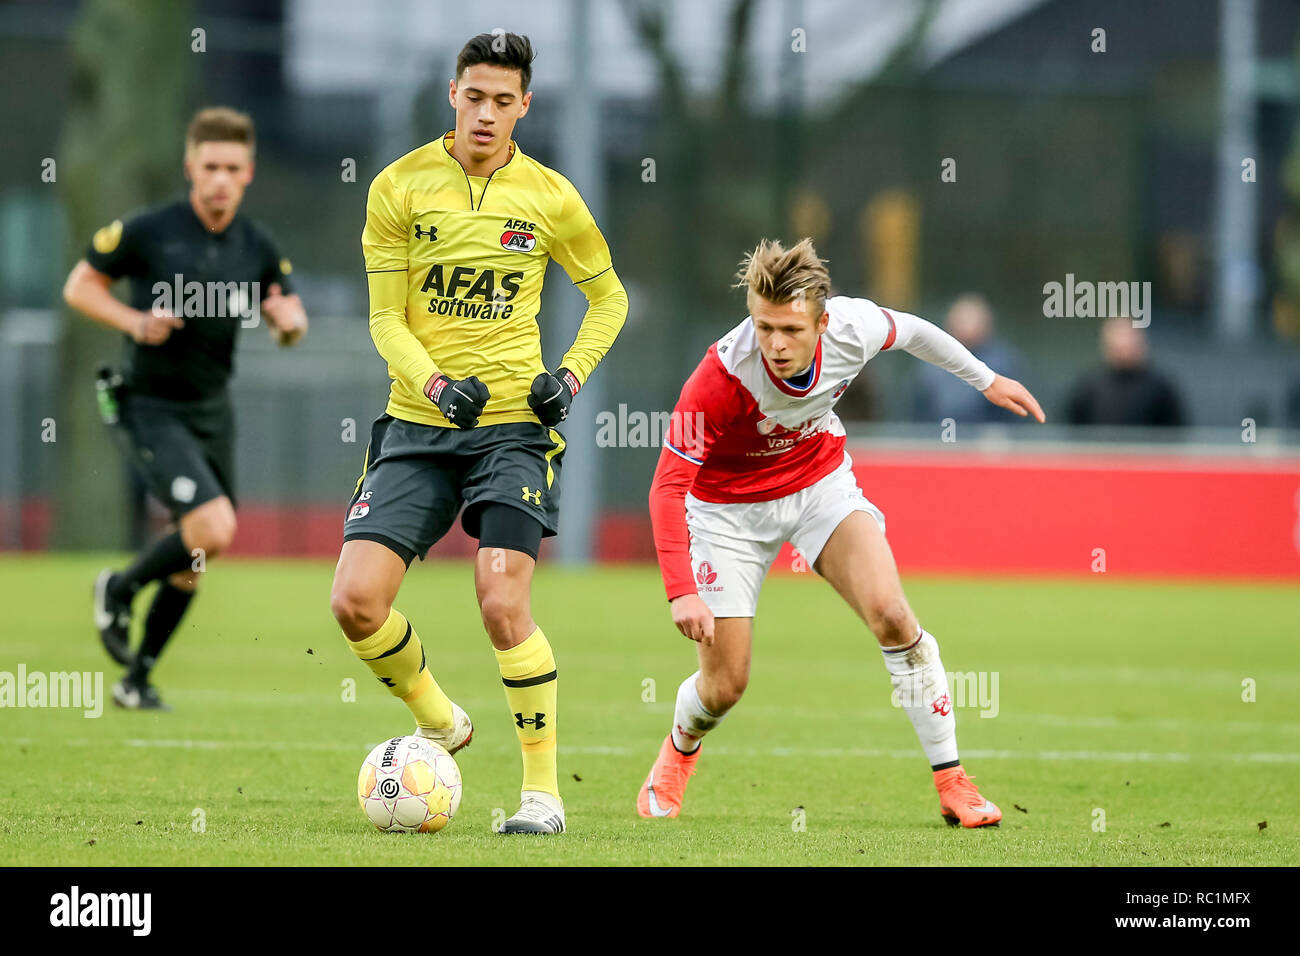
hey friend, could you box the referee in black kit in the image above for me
[63,107,309,710]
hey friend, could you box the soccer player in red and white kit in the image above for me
[637,239,1045,827]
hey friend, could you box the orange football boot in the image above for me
[935,765,1002,828]
[636,734,700,818]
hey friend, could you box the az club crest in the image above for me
[501,230,536,252]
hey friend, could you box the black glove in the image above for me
[528,367,580,427]
[425,373,490,429]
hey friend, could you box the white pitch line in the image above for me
[8,738,1299,763]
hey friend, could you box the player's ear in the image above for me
[817,310,830,333]
[447,78,458,110]
[518,90,532,119]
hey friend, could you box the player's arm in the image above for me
[256,239,308,347]
[648,353,737,645]
[880,307,1046,423]
[650,449,713,645]
[529,179,629,427]
[362,171,487,428]
[63,218,182,345]
[262,283,307,346]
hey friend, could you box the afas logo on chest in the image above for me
[420,264,522,301]
[501,218,537,252]
[419,262,523,319]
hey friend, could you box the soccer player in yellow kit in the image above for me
[329,33,627,834]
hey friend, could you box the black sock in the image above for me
[109,531,193,602]
[127,583,195,683]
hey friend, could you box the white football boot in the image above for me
[499,790,565,834]
[415,700,473,755]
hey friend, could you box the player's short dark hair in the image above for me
[456,32,535,92]
[186,106,255,156]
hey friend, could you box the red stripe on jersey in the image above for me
[651,340,848,597]
[880,308,897,350]
[663,341,847,504]
[689,433,846,504]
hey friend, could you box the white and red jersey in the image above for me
[649,295,997,600]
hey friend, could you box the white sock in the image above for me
[670,671,724,753]
[881,628,959,768]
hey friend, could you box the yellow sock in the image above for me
[495,627,558,799]
[347,608,453,731]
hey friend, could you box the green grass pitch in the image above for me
[0,554,1296,866]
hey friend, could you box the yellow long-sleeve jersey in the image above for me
[363,130,628,427]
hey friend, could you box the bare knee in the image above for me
[330,584,389,641]
[699,672,748,713]
[478,589,529,645]
[203,512,236,556]
[184,504,237,558]
[866,597,917,646]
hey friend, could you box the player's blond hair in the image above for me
[185,106,256,156]
[734,238,831,318]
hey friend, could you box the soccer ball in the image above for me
[357,735,462,833]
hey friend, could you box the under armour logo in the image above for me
[521,486,541,505]
[414,223,438,241]
[514,712,546,729]
[931,694,952,717]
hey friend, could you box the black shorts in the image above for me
[116,390,236,518]
[342,414,565,563]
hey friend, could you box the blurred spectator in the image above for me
[913,293,1024,424]
[1065,317,1186,427]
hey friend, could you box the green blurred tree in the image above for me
[621,0,764,343]
[619,0,940,358]
[54,0,193,549]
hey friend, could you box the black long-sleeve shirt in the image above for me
[1065,365,1186,427]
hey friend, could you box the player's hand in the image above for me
[261,283,307,346]
[425,373,490,429]
[982,374,1046,423]
[133,308,184,345]
[527,367,580,427]
[670,593,715,646]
